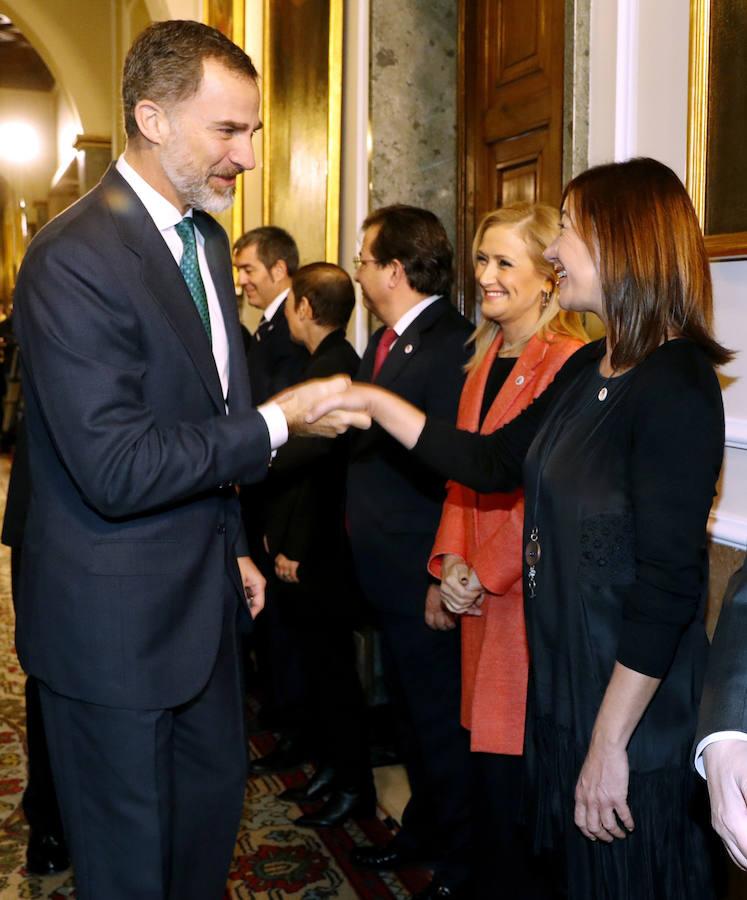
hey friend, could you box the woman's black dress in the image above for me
[415,339,725,899]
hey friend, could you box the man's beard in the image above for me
[161,135,239,213]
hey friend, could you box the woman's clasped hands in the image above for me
[440,554,485,617]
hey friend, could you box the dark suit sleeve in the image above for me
[16,236,271,519]
[697,565,747,742]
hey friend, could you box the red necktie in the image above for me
[371,327,397,381]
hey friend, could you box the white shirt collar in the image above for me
[116,155,195,235]
[263,288,290,323]
[393,294,440,336]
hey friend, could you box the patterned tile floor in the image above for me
[0,456,427,898]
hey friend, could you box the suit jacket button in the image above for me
[217,523,226,535]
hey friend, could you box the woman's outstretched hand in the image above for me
[305,383,378,428]
[306,383,426,450]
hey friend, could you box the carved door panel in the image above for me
[457,0,565,317]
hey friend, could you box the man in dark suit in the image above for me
[234,226,308,405]
[12,21,357,900]
[264,263,374,827]
[233,227,311,767]
[696,565,747,868]
[346,206,474,899]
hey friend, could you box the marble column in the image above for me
[369,0,458,250]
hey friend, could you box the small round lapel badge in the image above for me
[515,375,525,386]
[404,343,413,354]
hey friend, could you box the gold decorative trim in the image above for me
[73,135,112,151]
[686,0,710,226]
[262,0,271,226]
[231,0,246,244]
[325,0,343,262]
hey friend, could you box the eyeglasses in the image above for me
[352,255,378,271]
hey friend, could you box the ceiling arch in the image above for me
[0,0,113,137]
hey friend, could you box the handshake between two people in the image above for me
[272,375,373,437]
[275,377,428,450]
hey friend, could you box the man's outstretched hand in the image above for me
[273,376,372,437]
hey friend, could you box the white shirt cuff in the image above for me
[258,402,288,451]
[694,731,747,779]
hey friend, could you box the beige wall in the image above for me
[0,0,113,139]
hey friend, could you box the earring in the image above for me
[540,290,551,310]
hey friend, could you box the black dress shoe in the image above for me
[279,764,336,803]
[412,880,468,900]
[294,786,377,828]
[251,736,309,774]
[26,832,70,876]
[350,842,422,870]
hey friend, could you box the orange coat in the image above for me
[428,332,584,754]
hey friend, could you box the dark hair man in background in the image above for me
[11,20,353,900]
[346,205,474,899]
[233,227,312,768]
[234,225,308,404]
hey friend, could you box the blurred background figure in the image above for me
[233,226,311,771]
[2,419,69,876]
[263,262,373,828]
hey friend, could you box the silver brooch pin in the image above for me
[515,375,525,386]
[404,343,413,354]
[598,387,608,401]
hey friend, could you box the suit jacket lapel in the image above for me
[479,334,551,433]
[375,297,449,388]
[103,167,225,414]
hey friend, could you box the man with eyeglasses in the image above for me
[347,205,474,899]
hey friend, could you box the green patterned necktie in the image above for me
[174,217,212,342]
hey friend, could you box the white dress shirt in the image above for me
[262,288,290,323]
[115,156,287,449]
[694,731,747,778]
[391,294,440,341]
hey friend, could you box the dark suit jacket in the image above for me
[247,298,308,405]
[265,329,359,615]
[696,563,747,742]
[13,165,272,710]
[347,297,471,617]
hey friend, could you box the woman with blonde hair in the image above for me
[311,158,728,897]
[427,201,585,896]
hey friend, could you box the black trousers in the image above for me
[39,580,246,900]
[377,612,472,888]
[281,591,372,789]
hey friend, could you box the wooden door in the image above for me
[457,0,565,317]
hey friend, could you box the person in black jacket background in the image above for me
[264,262,374,827]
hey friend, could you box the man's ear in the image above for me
[298,296,313,321]
[388,259,406,289]
[133,99,170,146]
[270,258,289,283]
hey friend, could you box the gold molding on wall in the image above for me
[686,0,710,227]
[325,0,343,261]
